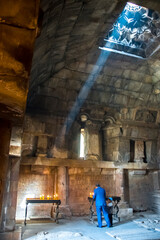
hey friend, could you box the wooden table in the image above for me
[88,196,121,223]
[24,199,61,225]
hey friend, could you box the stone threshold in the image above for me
[21,157,160,170]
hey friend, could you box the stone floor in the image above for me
[105,212,160,240]
[1,211,160,240]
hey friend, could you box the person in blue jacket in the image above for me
[93,184,111,228]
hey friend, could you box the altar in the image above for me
[24,199,61,225]
[88,196,121,223]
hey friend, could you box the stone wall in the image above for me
[16,165,122,219]
[17,0,160,221]
[22,114,80,159]
[22,112,160,164]
[16,156,160,219]
[68,168,116,215]
[16,165,55,220]
[128,170,153,211]
[19,110,160,218]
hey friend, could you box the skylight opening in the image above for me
[99,2,160,59]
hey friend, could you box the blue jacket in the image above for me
[93,187,107,207]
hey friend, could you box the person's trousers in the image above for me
[96,205,111,228]
[109,214,113,226]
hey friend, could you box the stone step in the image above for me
[152,191,160,214]
[119,208,133,219]
[119,201,129,208]
[29,216,51,220]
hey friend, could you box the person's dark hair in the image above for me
[96,184,100,187]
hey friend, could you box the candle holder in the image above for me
[89,192,94,198]
[53,193,58,200]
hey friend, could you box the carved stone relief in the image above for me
[135,110,157,123]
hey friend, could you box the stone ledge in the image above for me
[21,157,160,170]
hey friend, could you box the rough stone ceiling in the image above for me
[27,0,160,117]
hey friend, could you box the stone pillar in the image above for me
[115,168,133,218]
[115,169,125,201]
[102,121,130,162]
[123,169,130,203]
[57,167,67,205]
[102,125,121,161]
[85,120,101,160]
[115,168,130,203]
[134,140,144,163]
[57,167,71,217]
[0,119,11,232]
[36,135,48,157]
[5,157,20,231]
[52,125,68,159]
[146,141,152,163]
[152,170,160,190]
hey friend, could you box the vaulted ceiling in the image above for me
[27,0,160,121]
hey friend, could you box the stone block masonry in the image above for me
[68,168,116,215]
[16,165,121,218]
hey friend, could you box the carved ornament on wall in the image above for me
[135,110,157,123]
